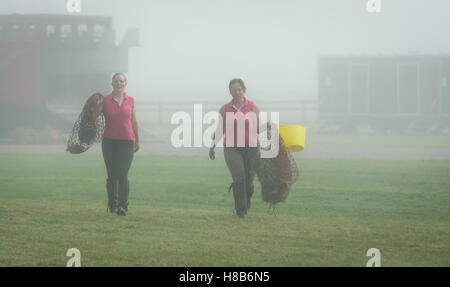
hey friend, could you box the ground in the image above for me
[0,136,449,266]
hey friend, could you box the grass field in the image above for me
[0,152,449,266]
[146,123,450,149]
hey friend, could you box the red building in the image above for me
[0,14,139,134]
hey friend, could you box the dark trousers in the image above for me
[224,147,260,214]
[102,138,134,210]
[102,138,134,182]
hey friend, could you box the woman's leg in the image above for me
[224,147,247,217]
[116,140,135,215]
[102,138,118,212]
[244,147,260,210]
[102,138,116,179]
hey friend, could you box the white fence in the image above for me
[135,100,318,125]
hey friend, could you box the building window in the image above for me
[8,24,20,42]
[398,63,419,114]
[350,64,369,114]
[93,24,104,42]
[46,24,56,38]
[77,24,88,37]
[24,24,36,42]
[60,24,72,40]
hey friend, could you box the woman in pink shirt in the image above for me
[209,78,261,219]
[102,73,140,216]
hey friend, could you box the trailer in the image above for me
[318,55,450,134]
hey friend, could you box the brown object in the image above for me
[66,93,105,154]
[256,136,299,208]
[78,93,104,143]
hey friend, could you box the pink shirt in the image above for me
[223,98,259,147]
[102,93,135,141]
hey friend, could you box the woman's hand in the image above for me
[134,141,140,152]
[209,147,215,160]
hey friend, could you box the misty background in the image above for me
[2,0,449,102]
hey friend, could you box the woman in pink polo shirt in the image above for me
[102,73,139,216]
[209,78,261,219]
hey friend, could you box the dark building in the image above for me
[0,14,139,134]
[318,54,450,133]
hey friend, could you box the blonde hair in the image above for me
[112,72,127,83]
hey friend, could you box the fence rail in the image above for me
[135,100,318,124]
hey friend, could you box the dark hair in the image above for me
[228,78,246,92]
[112,72,127,83]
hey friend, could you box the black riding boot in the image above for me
[232,182,247,218]
[106,179,118,213]
[244,147,259,214]
[117,179,129,216]
[246,183,254,213]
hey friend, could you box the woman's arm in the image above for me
[254,103,261,134]
[209,106,225,160]
[132,104,140,152]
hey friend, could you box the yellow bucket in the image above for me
[279,125,307,152]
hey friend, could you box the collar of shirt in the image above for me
[111,93,128,107]
[231,97,247,112]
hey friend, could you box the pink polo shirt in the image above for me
[102,93,135,141]
[223,98,259,147]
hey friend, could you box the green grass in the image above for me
[144,123,450,149]
[0,152,449,266]
[308,134,450,149]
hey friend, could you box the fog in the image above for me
[2,2,450,269]
[2,0,450,102]
[1,0,450,148]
